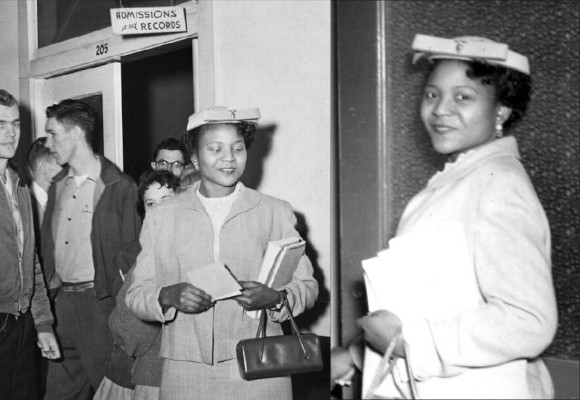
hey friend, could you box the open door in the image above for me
[33,62,123,168]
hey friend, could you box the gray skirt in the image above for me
[160,358,292,400]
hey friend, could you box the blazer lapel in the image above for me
[224,183,261,223]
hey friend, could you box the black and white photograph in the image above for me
[0,1,577,400]
[333,1,578,399]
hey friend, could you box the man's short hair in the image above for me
[46,99,96,146]
[0,89,18,108]
[28,137,52,173]
[153,137,187,161]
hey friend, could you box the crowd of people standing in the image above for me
[0,93,318,400]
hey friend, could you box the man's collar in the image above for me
[31,181,48,208]
[0,159,7,183]
[66,156,101,183]
[4,165,19,185]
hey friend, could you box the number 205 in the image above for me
[96,43,109,56]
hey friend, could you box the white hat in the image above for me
[412,34,530,75]
[186,106,260,131]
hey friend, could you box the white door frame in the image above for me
[32,62,124,168]
[19,0,219,169]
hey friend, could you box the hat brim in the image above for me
[186,119,259,131]
[411,34,530,75]
[186,107,261,131]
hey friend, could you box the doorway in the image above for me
[32,41,194,180]
[122,42,194,182]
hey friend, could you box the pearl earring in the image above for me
[495,115,503,138]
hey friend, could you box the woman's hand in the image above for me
[158,282,213,314]
[234,281,281,310]
[331,346,356,388]
[357,310,405,358]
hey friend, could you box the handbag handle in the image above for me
[255,291,312,360]
[363,333,419,399]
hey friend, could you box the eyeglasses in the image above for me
[0,120,20,131]
[154,160,185,170]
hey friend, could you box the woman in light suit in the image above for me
[334,35,558,399]
[126,107,319,400]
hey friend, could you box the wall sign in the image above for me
[110,7,187,35]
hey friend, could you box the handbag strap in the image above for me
[254,292,312,359]
[363,332,401,399]
[256,310,268,361]
[281,294,311,359]
[404,339,419,399]
[256,309,268,338]
[363,333,419,400]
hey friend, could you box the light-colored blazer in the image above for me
[126,182,318,364]
[370,136,557,399]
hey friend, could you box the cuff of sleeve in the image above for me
[267,287,294,322]
[163,307,177,321]
[154,286,176,323]
[402,318,441,381]
[35,323,54,334]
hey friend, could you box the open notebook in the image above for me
[186,262,243,301]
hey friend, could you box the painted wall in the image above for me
[0,0,31,170]
[0,1,19,98]
[211,0,332,335]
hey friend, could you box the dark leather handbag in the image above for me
[236,294,323,380]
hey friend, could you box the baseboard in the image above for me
[543,357,580,399]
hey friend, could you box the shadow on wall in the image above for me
[293,211,330,329]
[238,122,331,398]
[292,336,331,400]
[241,123,277,191]
[241,122,329,328]
[239,121,329,329]
[291,212,330,399]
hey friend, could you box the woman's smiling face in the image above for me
[195,123,247,198]
[420,60,507,161]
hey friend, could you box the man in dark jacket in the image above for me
[28,137,63,294]
[41,99,141,400]
[0,89,60,399]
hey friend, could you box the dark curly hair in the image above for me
[429,59,532,130]
[181,122,256,159]
[136,169,180,218]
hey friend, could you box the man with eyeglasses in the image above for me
[0,89,60,399]
[150,138,188,178]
